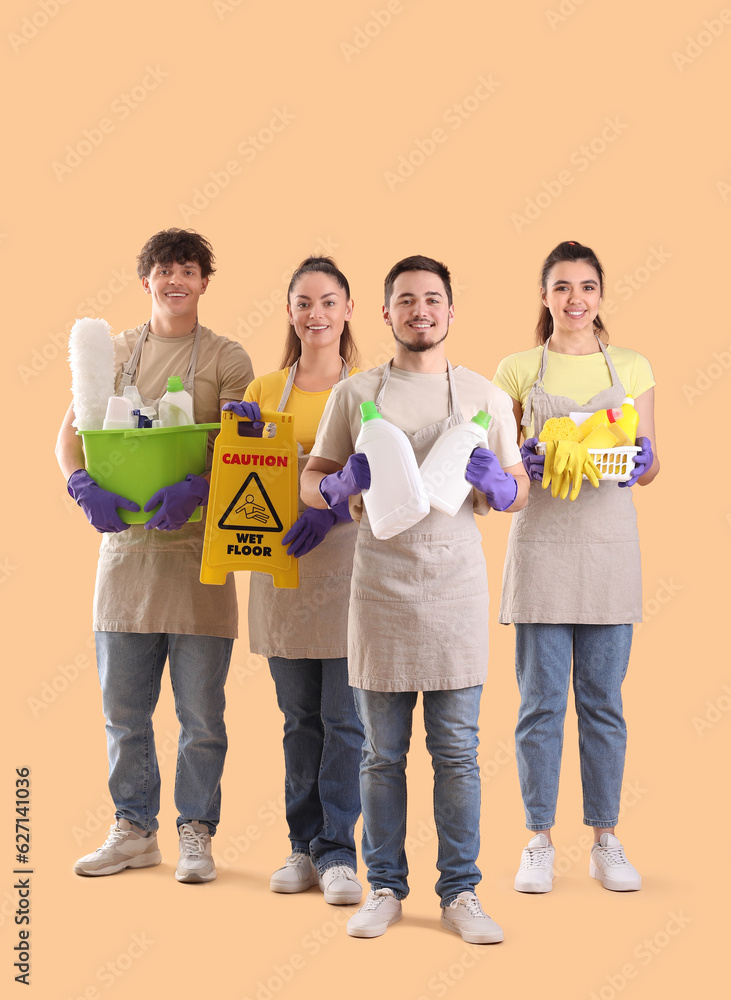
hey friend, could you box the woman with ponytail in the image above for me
[224,257,363,906]
[493,241,659,896]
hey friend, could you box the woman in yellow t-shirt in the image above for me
[493,241,659,896]
[225,257,363,906]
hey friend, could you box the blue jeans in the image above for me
[95,632,233,835]
[353,686,482,906]
[269,657,363,872]
[514,623,633,830]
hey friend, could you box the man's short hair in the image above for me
[384,255,453,306]
[136,228,216,280]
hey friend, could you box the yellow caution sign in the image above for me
[200,410,299,588]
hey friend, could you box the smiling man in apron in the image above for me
[301,255,529,943]
[56,229,254,883]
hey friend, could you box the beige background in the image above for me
[1,0,727,996]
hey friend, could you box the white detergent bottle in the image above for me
[102,394,135,430]
[355,401,430,540]
[420,410,492,516]
[159,375,194,426]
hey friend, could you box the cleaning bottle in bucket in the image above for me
[420,410,492,516]
[159,376,194,426]
[355,401,429,540]
[123,384,157,422]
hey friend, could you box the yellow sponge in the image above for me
[539,417,582,443]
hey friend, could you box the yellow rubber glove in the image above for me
[541,441,570,498]
[553,441,602,500]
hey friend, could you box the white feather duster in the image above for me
[68,318,116,430]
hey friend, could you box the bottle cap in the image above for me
[471,410,491,431]
[166,375,184,392]
[360,401,382,422]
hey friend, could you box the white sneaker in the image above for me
[73,819,162,877]
[270,853,318,893]
[590,833,642,891]
[514,833,555,893]
[441,892,504,944]
[319,864,363,905]
[176,822,216,883]
[347,888,402,938]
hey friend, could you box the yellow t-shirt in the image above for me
[493,344,655,437]
[245,366,360,454]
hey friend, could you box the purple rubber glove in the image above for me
[319,453,371,508]
[282,507,333,557]
[221,400,264,429]
[520,437,545,483]
[618,436,654,489]
[465,447,518,511]
[144,474,209,531]
[67,469,140,533]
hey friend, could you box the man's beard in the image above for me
[392,326,449,354]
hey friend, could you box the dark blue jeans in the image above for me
[268,656,363,873]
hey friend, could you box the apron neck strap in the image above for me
[276,356,350,412]
[374,359,461,418]
[524,333,617,428]
[118,321,201,404]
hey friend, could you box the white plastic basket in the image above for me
[536,442,640,482]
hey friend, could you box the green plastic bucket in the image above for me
[78,423,220,524]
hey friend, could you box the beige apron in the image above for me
[499,336,642,625]
[247,361,359,659]
[349,361,490,693]
[93,324,239,639]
